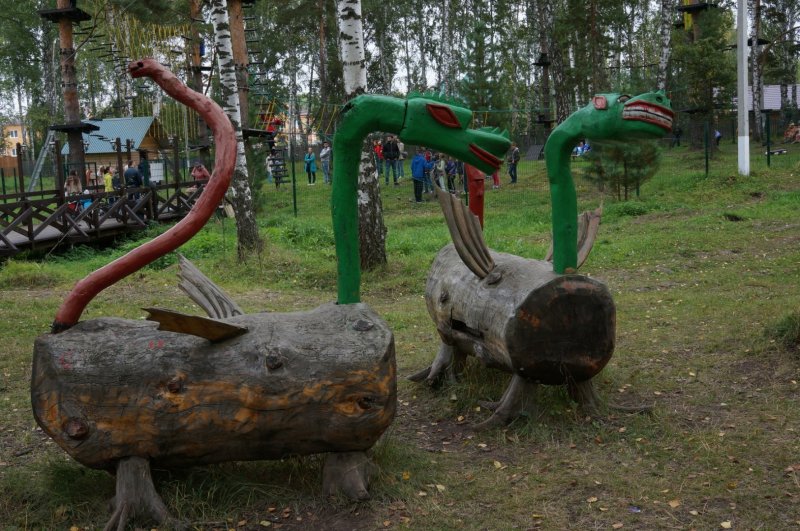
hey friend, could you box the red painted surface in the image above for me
[465,164,485,228]
[52,59,236,331]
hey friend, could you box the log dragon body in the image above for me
[32,61,511,530]
[412,92,674,429]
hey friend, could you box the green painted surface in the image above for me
[332,95,511,304]
[544,92,673,273]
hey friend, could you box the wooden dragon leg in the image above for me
[103,457,179,531]
[473,374,538,431]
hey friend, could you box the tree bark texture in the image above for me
[656,0,672,91]
[424,245,615,385]
[211,0,263,259]
[32,303,396,470]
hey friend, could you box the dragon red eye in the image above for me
[426,104,461,128]
[592,96,608,110]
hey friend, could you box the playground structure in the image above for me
[412,92,674,428]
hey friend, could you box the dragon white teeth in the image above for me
[622,104,673,129]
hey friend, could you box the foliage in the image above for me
[765,310,800,351]
[582,139,662,200]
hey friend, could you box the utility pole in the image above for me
[736,0,750,175]
[39,0,97,184]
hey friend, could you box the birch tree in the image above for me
[210,0,263,258]
[338,0,387,270]
[656,0,673,91]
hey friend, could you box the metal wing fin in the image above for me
[177,254,245,319]
[435,187,495,279]
[544,206,603,269]
[144,307,248,342]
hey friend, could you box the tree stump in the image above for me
[410,244,615,427]
[32,302,396,526]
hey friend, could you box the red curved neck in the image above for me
[52,59,236,332]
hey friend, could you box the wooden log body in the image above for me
[32,302,396,470]
[426,244,615,384]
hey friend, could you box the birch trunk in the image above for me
[210,0,263,259]
[656,0,672,91]
[751,0,764,141]
[338,0,387,270]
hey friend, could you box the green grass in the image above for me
[1,141,799,529]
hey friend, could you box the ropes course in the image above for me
[78,1,200,148]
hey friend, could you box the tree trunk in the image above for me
[32,303,396,470]
[57,0,85,175]
[210,0,263,259]
[423,245,615,385]
[338,0,387,270]
[751,0,764,141]
[656,0,672,91]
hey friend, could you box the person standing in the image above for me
[507,142,520,183]
[714,129,722,146]
[410,148,434,203]
[319,141,332,185]
[372,139,383,177]
[445,157,457,193]
[422,147,434,193]
[382,135,400,185]
[397,139,405,180]
[191,160,211,183]
[304,147,317,185]
[138,150,151,187]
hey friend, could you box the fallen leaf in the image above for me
[493,460,503,469]
[599,507,609,512]
[402,471,410,481]
[435,484,446,492]
[531,514,543,519]
[689,510,699,516]
[238,520,247,527]
[612,523,624,529]
[383,520,391,527]
[668,499,681,508]
[259,522,271,528]
[418,491,427,497]
[457,415,465,422]
[587,496,598,503]
[720,522,732,529]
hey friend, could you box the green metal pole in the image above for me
[704,121,709,178]
[290,145,297,217]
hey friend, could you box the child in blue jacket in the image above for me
[410,149,435,203]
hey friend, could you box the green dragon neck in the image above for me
[544,111,586,274]
[332,96,406,304]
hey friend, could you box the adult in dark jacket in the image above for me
[382,135,401,185]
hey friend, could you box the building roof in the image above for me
[61,116,158,155]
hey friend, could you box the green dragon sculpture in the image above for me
[331,94,511,304]
[545,91,674,273]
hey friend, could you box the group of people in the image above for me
[302,141,332,185]
[373,135,406,185]
[63,152,154,215]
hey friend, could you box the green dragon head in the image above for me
[545,90,673,275]
[580,91,674,141]
[400,97,511,174]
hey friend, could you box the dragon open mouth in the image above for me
[469,144,502,170]
[623,101,674,131]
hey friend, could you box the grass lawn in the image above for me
[1,141,798,530]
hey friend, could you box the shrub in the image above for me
[583,140,662,200]
[765,311,800,352]
[0,260,63,289]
